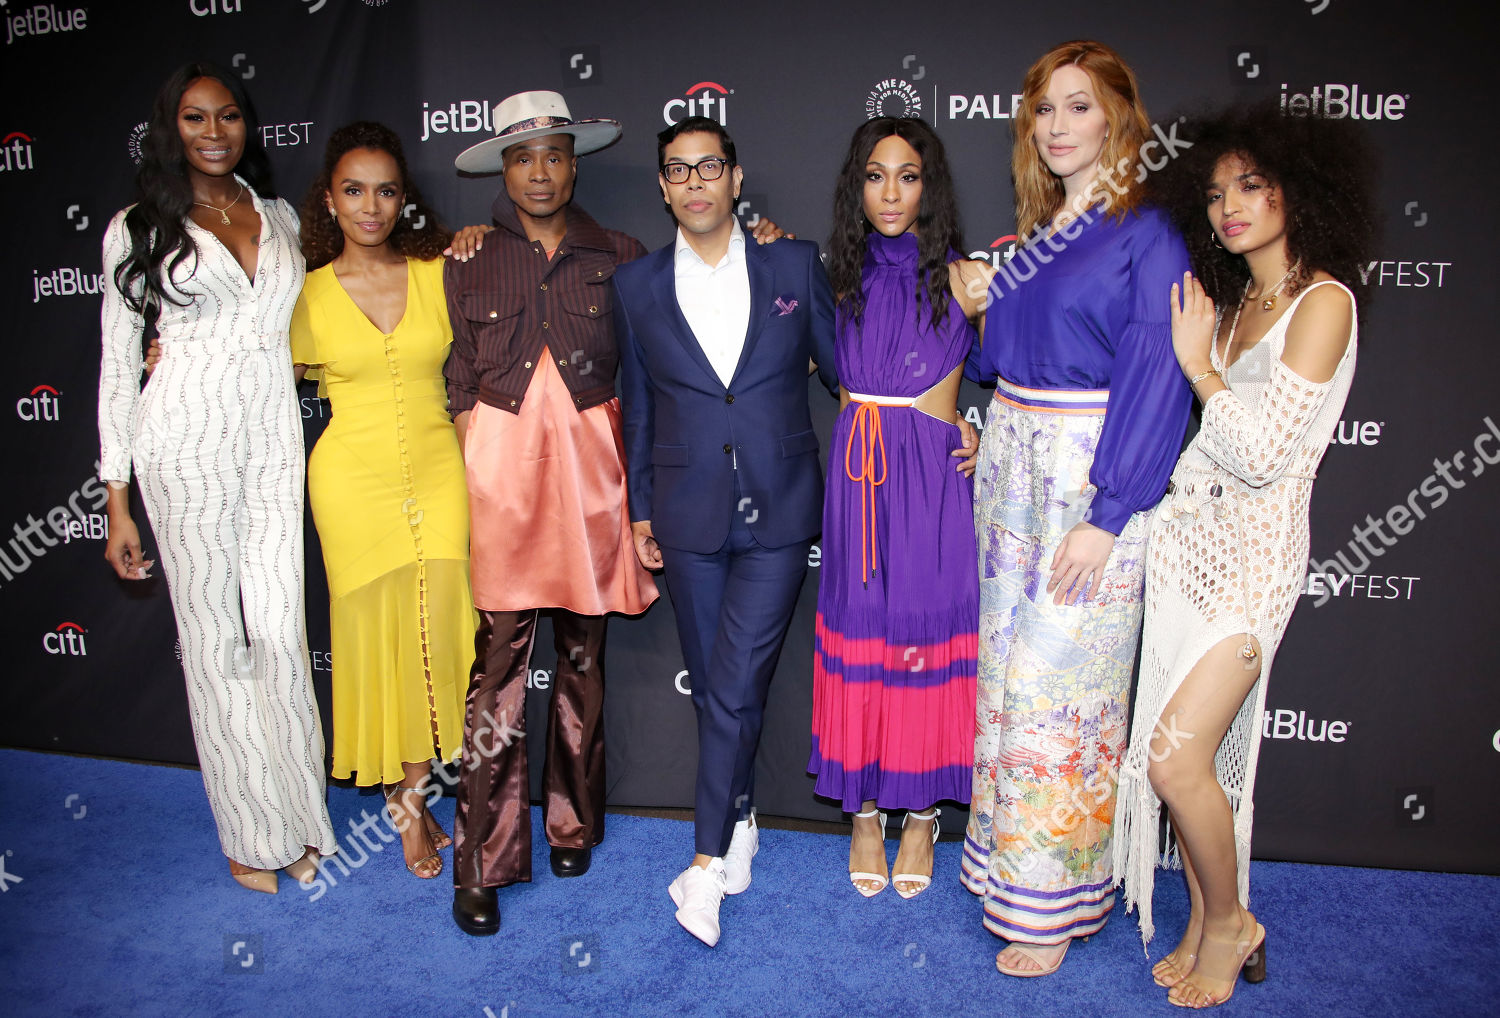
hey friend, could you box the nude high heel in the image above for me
[228,858,277,895]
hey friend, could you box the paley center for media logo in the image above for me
[2,131,36,173]
[866,79,921,119]
[5,4,87,46]
[663,82,731,126]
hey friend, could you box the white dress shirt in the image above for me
[98,177,305,481]
[672,221,751,388]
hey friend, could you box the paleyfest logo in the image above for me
[866,79,921,119]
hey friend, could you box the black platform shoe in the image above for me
[549,846,592,878]
[452,887,500,936]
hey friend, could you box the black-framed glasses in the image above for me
[660,157,731,184]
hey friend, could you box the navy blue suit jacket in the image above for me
[614,237,838,554]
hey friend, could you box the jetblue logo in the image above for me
[420,100,494,143]
[1280,82,1407,121]
[5,5,88,46]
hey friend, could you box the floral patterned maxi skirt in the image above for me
[960,393,1150,946]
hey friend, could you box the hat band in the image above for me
[498,115,573,137]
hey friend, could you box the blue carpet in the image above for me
[0,749,1494,1017]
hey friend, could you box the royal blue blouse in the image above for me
[967,206,1192,534]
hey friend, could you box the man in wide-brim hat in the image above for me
[442,90,659,936]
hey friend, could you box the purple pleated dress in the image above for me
[808,231,979,811]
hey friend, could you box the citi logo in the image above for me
[16,384,60,422]
[663,82,730,126]
[44,621,88,656]
[5,5,88,46]
[1279,82,1407,121]
[1,131,35,172]
[188,0,241,14]
[948,93,1023,120]
[419,100,495,143]
[1261,708,1349,743]
[969,234,1018,269]
[32,266,104,302]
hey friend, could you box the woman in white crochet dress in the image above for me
[1115,105,1377,1009]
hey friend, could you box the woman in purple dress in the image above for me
[810,117,984,899]
[961,40,1192,976]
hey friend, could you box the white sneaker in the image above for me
[668,859,726,947]
[722,813,758,895]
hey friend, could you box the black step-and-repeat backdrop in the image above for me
[3,1,1494,875]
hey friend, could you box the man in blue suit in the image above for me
[614,116,837,947]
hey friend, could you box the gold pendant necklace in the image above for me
[1250,264,1298,312]
[195,182,245,226]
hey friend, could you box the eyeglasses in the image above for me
[660,157,731,184]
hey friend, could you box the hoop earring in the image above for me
[1211,230,1224,250]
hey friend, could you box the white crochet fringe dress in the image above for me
[1114,280,1357,945]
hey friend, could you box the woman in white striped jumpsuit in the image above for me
[99,64,335,892]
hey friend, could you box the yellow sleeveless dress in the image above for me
[290,256,475,785]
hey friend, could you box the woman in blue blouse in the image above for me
[960,40,1191,977]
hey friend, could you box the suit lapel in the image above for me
[649,251,721,385]
[730,243,774,385]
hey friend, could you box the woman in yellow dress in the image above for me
[290,122,475,879]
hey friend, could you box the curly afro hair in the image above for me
[1152,101,1380,310]
[300,121,452,271]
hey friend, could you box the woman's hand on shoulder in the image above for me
[444,224,494,262]
[1280,278,1353,384]
[1169,271,1216,377]
[950,258,996,322]
[749,217,793,243]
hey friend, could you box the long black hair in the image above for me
[300,121,452,271]
[1154,101,1379,309]
[827,117,964,327]
[112,62,276,322]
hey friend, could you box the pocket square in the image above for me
[773,296,799,316]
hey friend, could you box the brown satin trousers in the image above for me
[452,608,607,889]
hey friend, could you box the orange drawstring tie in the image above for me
[843,401,888,586]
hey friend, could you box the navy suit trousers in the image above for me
[660,483,809,858]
